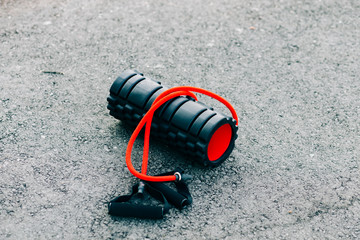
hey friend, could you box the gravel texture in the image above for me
[0,0,359,239]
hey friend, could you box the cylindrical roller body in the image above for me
[107,70,238,166]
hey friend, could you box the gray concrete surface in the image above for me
[1,0,359,239]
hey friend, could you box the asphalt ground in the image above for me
[0,0,359,239]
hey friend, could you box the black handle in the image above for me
[108,202,164,219]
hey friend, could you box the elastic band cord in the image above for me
[125,86,238,182]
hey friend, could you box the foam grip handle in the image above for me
[107,70,238,166]
[146,182,189,209]
[108,202,164,219]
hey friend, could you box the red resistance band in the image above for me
[126,86,238,182]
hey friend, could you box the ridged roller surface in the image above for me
[107,70,238,166]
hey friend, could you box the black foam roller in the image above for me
[107,70,238,166]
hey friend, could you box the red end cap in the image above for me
[207,123,232,161]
